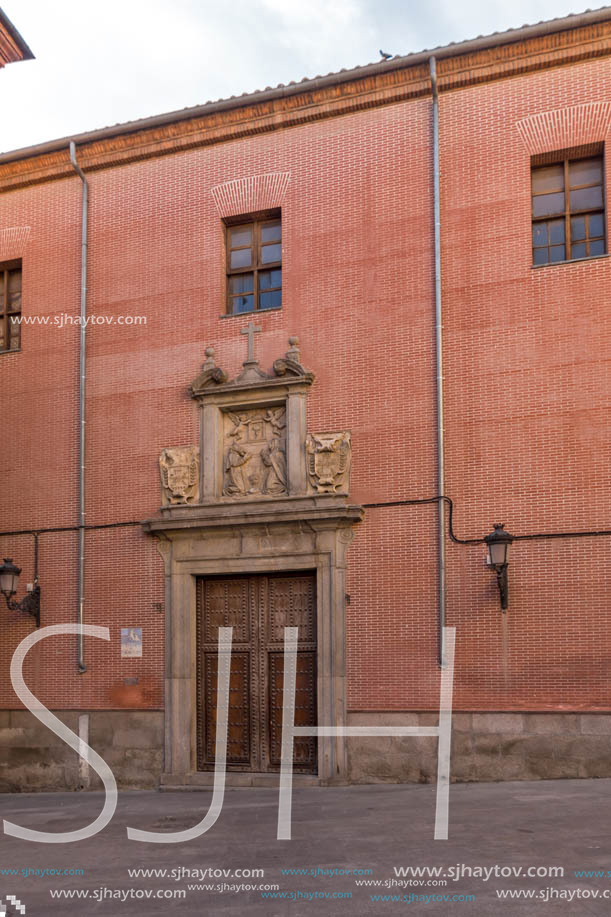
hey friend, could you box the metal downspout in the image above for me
[429,57,447,667]
[69,141,88,674]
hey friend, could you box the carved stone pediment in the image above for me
[189,348,228,396]
[158,333,354,509]
[160,446,200,505]
[190,329,313,398]
[272,336,310,378]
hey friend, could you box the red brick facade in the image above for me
[0,13,610,786]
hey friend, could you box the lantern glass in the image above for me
[489,540,508,567]
[0,558,20,597]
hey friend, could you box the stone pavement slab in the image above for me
[1,779,611,915]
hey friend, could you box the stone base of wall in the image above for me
[3,709,611,791]
[0,711,163,792]
[347,712,611,784]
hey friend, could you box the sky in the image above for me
[0,0,599,153]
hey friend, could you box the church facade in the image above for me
[0,9,610,791]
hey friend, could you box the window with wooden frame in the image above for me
[532,151,606,266]
[0,260,22,352]
[226,212,281,314]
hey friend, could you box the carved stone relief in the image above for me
[160,446,200,505]
[160,337,352,507]
[190,347,228,395]
[223,407,287,497]
[306,432,351,494]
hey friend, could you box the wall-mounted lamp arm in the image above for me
[493,564,509,611]
[3,584,41,627]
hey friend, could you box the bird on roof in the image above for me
[379,49,392,60]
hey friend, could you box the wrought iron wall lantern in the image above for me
[0,554,41,627]
[484,523,514,611]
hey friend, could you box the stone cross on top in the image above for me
[241,320,262,364]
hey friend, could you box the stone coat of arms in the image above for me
[159,446,200,505]
[306,432,351,493]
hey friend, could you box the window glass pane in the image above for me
[1,268,21,312]
[549,220,565,244]
[590,239,605,256]
[8,315,20,350]
[571,216,586,241]
[229,226,252,247]
[571,242,586,259]
[589,213,604,238]
[259,290,282,310]
[230,248,252,269]
[8,269,21,290]
[569,157,602,187]
[533,247,548,265]
[532,164,564,193]
[0,321,4,349]
[229,273,253,294]
[550,245,565,262]
[532,191,565,218]
[226,220,283,313]
[259,268,281,290]
[260,243,281,264]
[261,221,281,243]
[8,269,21,310]
[232,294,254,313]
[533,224,547,246]
[570,186,603,211]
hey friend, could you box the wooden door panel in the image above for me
[197,576,256,771]
[267,575,316,645]
[201,651,251,766]
[197,573,317,774]
[202,578,250,643]
[268,651,317,770]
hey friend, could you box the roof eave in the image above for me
[0,8,34,63]
[0,5,609,164]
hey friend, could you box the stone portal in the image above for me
[146,334,363,786]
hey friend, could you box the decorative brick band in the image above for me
[210,172,291,217]
[516,101,611,154]
[0,225,31,259]
[1,22,611,192]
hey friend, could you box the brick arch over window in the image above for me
[210,172,291,218]
[0,225,31,261]
[516,101,611,154]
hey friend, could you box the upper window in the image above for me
[532,154,606,265]
[0,260,22,352]
[226,213,281,314]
